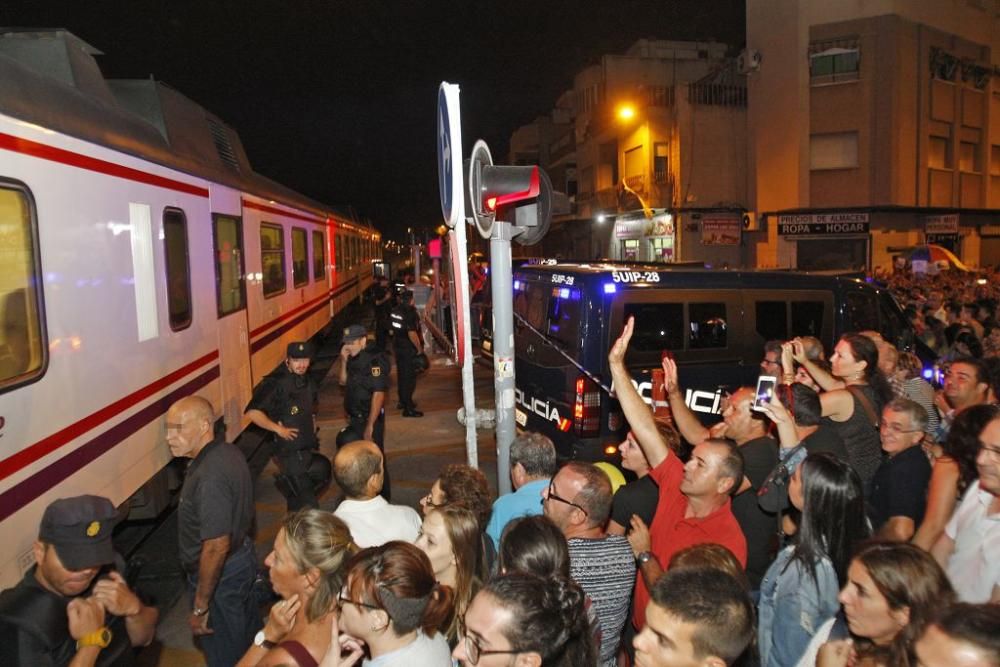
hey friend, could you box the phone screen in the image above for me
[753,376,777,411]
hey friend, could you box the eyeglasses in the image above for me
[545,479,588,516]
[980,444,1000,459]
[879,423,922,435]
[422,493,446,509]
[463,632,520,665]
[337,591,379,610]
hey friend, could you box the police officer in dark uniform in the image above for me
[0,495,159,666]
[336,324,391,499]
[246,341,329,511]
[390,290,424,417]
[372,276,394,352]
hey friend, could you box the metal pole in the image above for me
[490,221,515,496]
[452,222,479,468]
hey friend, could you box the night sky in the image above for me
[5,1,744,240]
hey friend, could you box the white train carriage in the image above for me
[0,30,379,587]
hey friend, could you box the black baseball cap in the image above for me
[287,341,315,359]
[39,495,117,570]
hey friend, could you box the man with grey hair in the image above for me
[544,461,636,667]
[868,397,932,541]
[332,440,420,547]
[484,431,557,546]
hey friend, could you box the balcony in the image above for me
[687,82,747,107]
[623,174,645,192]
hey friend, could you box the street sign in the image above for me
[437,83,464,228]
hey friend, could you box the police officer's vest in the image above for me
[0,570,133,666]
[271,370,317,451]
[345,346,386,420]
[390,304,416,353]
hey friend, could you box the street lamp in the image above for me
[617,103,636,122]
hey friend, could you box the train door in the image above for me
[210,206,252,442]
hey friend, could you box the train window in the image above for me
[213,214,246,316]
[163,208,192,331]
[688,302,728,349]
[291,227,307,287]
[334,233,342,271]
[260,223,286,297]
[312,230,326,280]
[0,183,46,390]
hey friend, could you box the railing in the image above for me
[624,174,645,192]
[687,83,747,107]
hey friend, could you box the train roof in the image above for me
[514,260,884,292]
[0,29,367,228]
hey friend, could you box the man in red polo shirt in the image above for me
[609,316,747,632]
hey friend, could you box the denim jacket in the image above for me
[758,545,840,667]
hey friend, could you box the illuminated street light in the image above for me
[617,104,636,121]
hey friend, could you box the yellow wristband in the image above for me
[76,626,112,649]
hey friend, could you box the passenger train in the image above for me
[0,30,380,586]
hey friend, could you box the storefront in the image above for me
[777,212,870,271]
[612,210,675,262]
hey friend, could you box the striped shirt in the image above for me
[569,535,636,667]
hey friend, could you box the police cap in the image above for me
[287,341,315,359]
[39,495,117,570]
[342,324,367,342]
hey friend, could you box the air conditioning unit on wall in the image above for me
[742,212,761,232]
[737,49,762,74]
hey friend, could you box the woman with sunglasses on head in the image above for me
[332,541,453,666]
[799,541,955,667]
[452,571,597,667]
[414,505,486,647]
[237,509,357,667]
[420,463,496,573]
[757,453,870,667]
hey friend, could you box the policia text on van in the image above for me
[483,262,917,462]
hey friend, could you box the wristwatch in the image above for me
[253,630,277,649]
[192,606,209,617]
[636,551,656,566]
[76,626,112,649]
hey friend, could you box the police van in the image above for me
[484,262,917,462]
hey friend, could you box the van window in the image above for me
[546,287,582,350]
[0,183,45,389]
[514,281,547,330]
[756,301,787,341]
[689,302,727,349]
[624,303,684,351]
[844,291,878,332]
[791,301,824,337]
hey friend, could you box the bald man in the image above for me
[332,440,420,547]
[166,396,259,667]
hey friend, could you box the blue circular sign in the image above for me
[437,87,454,226]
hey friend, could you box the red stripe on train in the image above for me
[0,132,210,197]
[241,199,327,225]
[0,350,219,482]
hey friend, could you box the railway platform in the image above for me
[135,340,498,666]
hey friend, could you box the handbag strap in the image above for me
[846,385,880,430]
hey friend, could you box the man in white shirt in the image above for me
[931,408,1000,603]
[333,440,421,547]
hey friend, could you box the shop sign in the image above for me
[777,212,870,236]
[614,213,674,239]
[925,214,959,234]
[926,233,960,245]
[701,215,741,245]
[979,224,1000,237]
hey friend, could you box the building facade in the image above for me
[747,0,1000,271]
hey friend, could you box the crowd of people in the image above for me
[5,269,1000,667]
